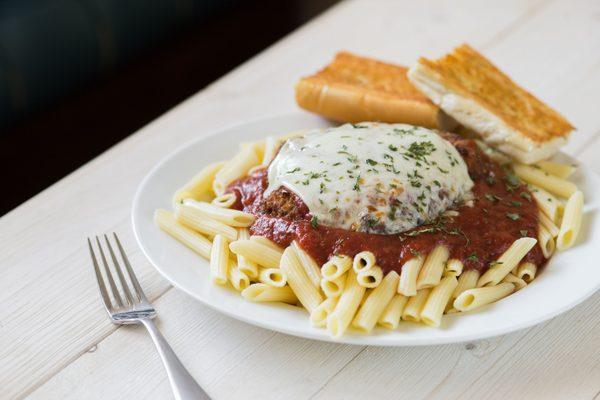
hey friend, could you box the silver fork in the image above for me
[88,233,210,400]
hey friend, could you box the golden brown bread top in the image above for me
[417,44,574,142]
[301,52,435,105]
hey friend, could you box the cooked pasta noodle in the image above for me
[529,184,564,223]
[327,270,366,338]
[377,294,409,330]
[176,204,238,241]
[516,262,536,283]
[416,246,449,289]
[210,234,229,285]
[502,273,527,290]
[172,161,225,206]
[235,228,259,279]
[398,256,424,297]
[444,259,464,277]
[538,225,555,258]
[280,246,323,313]
[228,263,250,291]
[478,237,537,287]
[321,255,353,280]
[452,269,479,298]
[213,146,260,195]
[536,160,576,179]
[291,241,322,288]
[321,274,346,298]
[182,199,254,227]
[513,163,577,198]
[229,239,283,268]
[421,276,458,327]
[352,271,400,332]
[454,283,515,312]
[241,283,297,304]
[402,288,431,322]
[557,190,584,251]
[258,268,287,287]
[539,211,559,238]
[357,266,384,288]
[211,193,237,208]
[154,209,212,259]
[353,251,376,273]
[310,297,338,327]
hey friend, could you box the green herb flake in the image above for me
[520,229,528,237]
[466,252,479,262]
[506,212,520,221]
[310,216,318,229]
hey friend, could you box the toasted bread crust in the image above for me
[295,52,440,128]
[416,44,574,143]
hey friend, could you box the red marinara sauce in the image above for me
[226,133,545,274]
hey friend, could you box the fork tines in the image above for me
[87,233,149,313]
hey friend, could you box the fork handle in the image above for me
[141,319,210,400]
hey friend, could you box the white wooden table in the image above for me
[2,0,600,398]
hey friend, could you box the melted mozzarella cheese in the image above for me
[265,123,474,234]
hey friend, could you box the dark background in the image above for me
[0,0,339,215]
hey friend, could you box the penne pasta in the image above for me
[327,270,366,338]
[211,193,237,208]
[421,276,458,327]
[538,225,555,258]
[176,204,238,241]
[452,269,480,298]
[321,255,353,281]
[516,262,537,283]
[529,184,564,223]
[444,259,463,277]
[261,136,283,166]
[310,297,338,327]
[154,209,212,259]
[417,246,449,289]
[377,293,409,330]
[210,234,230,285]
[213,146,260,195]
[258,268,287,287]
[235,228,259,279]
[454,283,515,312]
[249,235,284,252]
[321,274,346,298]
[478,237,537,287]
[241,283,297,304]
[280,246,323,313]
[172,161,225,206]
[502,273,527,290]
[356,266,384,288]
[539,210,560,238]
[398,256,424,297]
[182,199,254,227]
[352,271,400,332]
[402,288,431,322]
[291,241,322,288]
[229,239,283,269]
[353,251,376,273]
[228,263,250,291]
[536,160,576,179]
[513,163,577,198]
[557,190,584,251]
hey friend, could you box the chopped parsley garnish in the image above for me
[353,175,361,191]
[485,193,502,202]
[489,261,504,267]
[366,159,378,166]
[466,252,479,262]
[486,175,496,185]
[520,192,532,201]
[286,167,301,174]
[506,212,520,221]
[520,229,528,237]
[509,200,522,207]
[504,173,521,191]
[310,215,318,229]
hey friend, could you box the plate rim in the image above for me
[131,112,600,346]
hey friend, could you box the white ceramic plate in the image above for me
[132,113,600,346]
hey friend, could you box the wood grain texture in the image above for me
[1,0,599,399]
